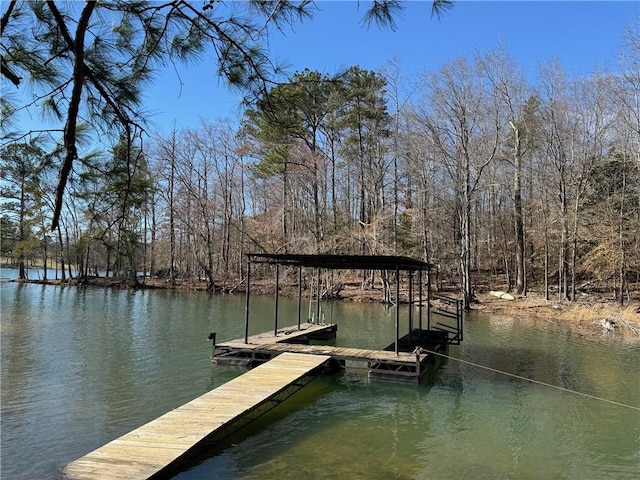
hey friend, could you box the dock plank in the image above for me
[64,352,330,480]
[215,339,427,367]
[236,322,333,345]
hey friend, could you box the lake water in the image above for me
[1,272,639,479]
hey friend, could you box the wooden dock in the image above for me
[236,322,338,346]
[214,323,448,381]
[63,352,331,480]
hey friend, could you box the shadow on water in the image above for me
[172,354,450,480]
[172,370,342,479]
[439,343,577,388]
[439,339,639,404]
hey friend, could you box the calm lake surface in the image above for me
[1,271,639,479]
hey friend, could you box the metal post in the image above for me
[458,299,463,342]
[274,264,280,336]
[418,269,423,340]
[209,332,216,359]
[244,257,251,343]
[297,267,302,330]
[315,268,321,324]
[456,299,459,341]
[427,266,432,331]
[408,270,413,347]
[395,265,400,355]
[461,300,464,341]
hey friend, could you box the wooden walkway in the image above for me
[63,352,331,480]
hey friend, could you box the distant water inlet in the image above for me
[1,277,639,479]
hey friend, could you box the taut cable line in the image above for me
[419,348,640,412]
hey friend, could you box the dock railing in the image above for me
[431,294,463,345]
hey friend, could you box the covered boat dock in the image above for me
[215,253,463,381]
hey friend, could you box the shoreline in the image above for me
[9,276,640,339]
[471,291,640,340]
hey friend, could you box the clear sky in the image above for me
[143,0,639,133]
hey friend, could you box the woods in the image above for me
[1,2,638,309]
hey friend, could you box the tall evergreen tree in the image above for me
[1,0,452,231]
[337,66,391,254]
[243,69,337,249]
[0,142,48,278]
[102,135,153,282]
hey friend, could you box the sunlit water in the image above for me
[1,271,638,479]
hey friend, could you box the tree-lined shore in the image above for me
[2,2,638,313]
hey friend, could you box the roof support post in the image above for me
[418,269,424,341]
[244,256,251,343]
[427,266,432,331]
[395,265,400,355]
[274,264,280,336]
[458,298,463,342]
[315,268,321,324]
[297,267,302,330]
[408,269,414,347]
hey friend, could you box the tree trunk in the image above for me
[57,224,66,282]
[18,177,26,280]
[461,177,473,310]
[618,156,627,306]
[571,197,580,302]
[42,233,48,281]
[559,178,570,301]
[282,160,289,251]
[542,198,550,301]
[500,219,512,292]
[169,138,176,286]
[150,194,156,277]
[512,125,526,295]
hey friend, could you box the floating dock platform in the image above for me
[63,352,331,480]
[213,323,449,382]
[213,322,337,365]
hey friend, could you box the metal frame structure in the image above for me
[243,253,446,355]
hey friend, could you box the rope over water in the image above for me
[418,348,640,412]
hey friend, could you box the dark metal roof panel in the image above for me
[247,253,434,271]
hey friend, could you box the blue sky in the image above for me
[144,0,638,133]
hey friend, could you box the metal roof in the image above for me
[247,253,434,271]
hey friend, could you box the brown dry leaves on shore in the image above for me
[473,291,640,338]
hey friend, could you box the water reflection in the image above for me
[1,278,638,480]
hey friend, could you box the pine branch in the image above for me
[48,0,96,231]
[1,1,21,86]
[0,0,16,36]
[1,56,21,86]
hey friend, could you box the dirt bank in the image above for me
[471,290,640,339]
